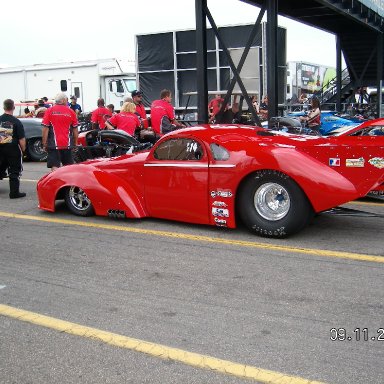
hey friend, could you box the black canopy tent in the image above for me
[195,0,384,123]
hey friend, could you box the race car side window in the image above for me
[210,143,230,161]
[154,138,204,161]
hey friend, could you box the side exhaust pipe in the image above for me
[107,209,126,219]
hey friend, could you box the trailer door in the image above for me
[71,82,83,111]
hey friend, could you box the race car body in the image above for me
[37,124,384,238]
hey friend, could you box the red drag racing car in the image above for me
[37,124,384,238]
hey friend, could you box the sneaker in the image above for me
[9,192,26,199]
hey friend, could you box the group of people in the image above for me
[102,88,185,139]
[207,93,270,123]
[0,87,187,199]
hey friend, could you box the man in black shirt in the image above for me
[0,99,26,198]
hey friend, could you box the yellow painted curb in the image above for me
[0,211,383,262]
[0,304,325,384]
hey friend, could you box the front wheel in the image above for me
[237,170,314,238]
[64,186,94,216]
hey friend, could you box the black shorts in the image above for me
[47,149,74,168]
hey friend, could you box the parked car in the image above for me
[19,118,46,162]
[287,110,362,135]
[37,124,384,238]
[325,117,384,137]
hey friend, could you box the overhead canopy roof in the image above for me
[241,0,384,33]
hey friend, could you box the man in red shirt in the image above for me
[91,98,111,130]
[131,90,148,128]
[150,89,185,135]
[42,93,78,172]
[208,93,225,122]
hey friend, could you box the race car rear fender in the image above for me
[267,148,384,212]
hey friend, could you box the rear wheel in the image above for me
[64,186,94,216]
[26,138,46,162]
[237,170,314,238]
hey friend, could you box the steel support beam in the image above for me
[266,0,278,122]
[336,35,342,111]
[218,2,266,126]
[195,0,208,123]
[204,6,257,123]
[376,32,383,117]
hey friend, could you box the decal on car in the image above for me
[212,207,229,217]
[214,218,227,226]
[212,201,228,208]
[368,157,384,169]
[329,158,340,166]
[210,190,233,198]
[346,157,365,167]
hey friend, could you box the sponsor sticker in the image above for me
[212,207,229,217]
[214,217,227,226]
[329,158,340,166]
[210,190,233,198]
[368,157,384,169]
[212,201,228,208]
[346,157,365,167]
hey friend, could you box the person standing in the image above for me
[105,102,141,136]
[259,95,269,120]
[35,99,47,118]
[208,93,225,122]
[131,90,148,128]
[299,97,321,131]
[91,98,111,130]
[0,99,26,198]
[150,89,185,135]
[107,104,116,116]
[68,96,82,116]
[42,97,51,108]
[41,93,78,172]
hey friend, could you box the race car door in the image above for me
[143,137,210,224]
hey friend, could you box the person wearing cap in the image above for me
[131,90,148,128]
[68,96,82,116]
[90,98,111,130]
[150,89,185,135]
[42,97,51,108]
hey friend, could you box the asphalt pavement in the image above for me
[0,161,383,384]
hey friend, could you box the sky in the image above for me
[0,0,338,68]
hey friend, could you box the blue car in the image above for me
[287,110,361,135]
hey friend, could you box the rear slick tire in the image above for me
[237,170,314,238]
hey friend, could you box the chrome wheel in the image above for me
[254,182,290,221]
[67,186,92,212]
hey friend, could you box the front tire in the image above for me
[237,170,314,238]
[64,186,94,216]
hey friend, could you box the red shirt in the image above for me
[91,106,111,129]
[135,103,148,128]
[42,104,78,148]
[107,112,140,136]
[208,98,224,116]
[150,99,175,134]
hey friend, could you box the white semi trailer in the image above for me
[0,58,137,113]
